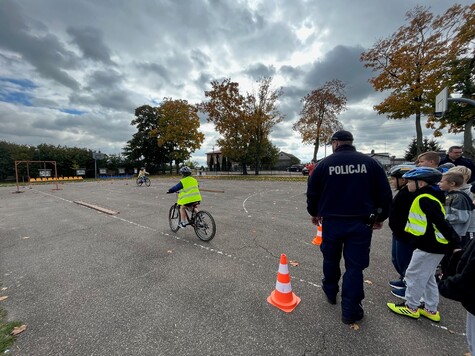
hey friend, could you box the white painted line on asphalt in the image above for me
[430,323,466,336]
[242,192,260,214]
[35,188,323,291]
[35,190,74,203]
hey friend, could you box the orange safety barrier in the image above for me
[312,225,323,246]
[267,254,300,313]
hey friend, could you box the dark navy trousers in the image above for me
[321,217,372,320]
[391,234,414,280]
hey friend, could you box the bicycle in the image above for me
[168,201,216,242]
[136,176,151,187]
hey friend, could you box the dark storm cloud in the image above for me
[0,0,80,90]
[67,26,114,64]
[194,73,213,94]
[190,49,211,69]
[305,45,373,102]
[85,70,125,90]
[70,90,135,113]
[242,63,276,80]
[136,62,171,82]
[279,65,305,82]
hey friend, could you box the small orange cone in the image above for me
[312,225,323,245]
[267,254,301,313]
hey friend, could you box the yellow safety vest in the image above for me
[177,176,202,205]
[404,193,448,245]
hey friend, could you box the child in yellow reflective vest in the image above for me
[167,166,202,228]
[387,167,460,322]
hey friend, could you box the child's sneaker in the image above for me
[391,288,406,300]
[419,308,440,322]
[179,221,187,229]
[387,302,420,319]
[389,280,405,289]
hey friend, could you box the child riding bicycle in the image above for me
[138,167,149,182]
[167,166,202,228]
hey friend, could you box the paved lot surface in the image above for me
[0,178,469,355]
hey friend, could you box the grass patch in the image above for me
[0,306,22,353]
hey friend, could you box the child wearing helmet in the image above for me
[167,166,202,228]
[138,167,149,182]
[387,165,416,292]
[387,167,460,322]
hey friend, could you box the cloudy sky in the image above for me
[0,0,472,166]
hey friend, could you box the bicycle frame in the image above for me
[168,202,216,241]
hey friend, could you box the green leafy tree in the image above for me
[151,98,204,174]
[404,137,442,161]
[123,105,168,173]
[0,141,17,180]
[293,79,346,161]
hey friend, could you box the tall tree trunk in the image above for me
[415,112,423,155]
[313,136,320,162]
[464,118,474,161]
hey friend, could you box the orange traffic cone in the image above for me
[267,254,301,313]
[312,225,323,245]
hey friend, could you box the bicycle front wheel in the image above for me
[144,177,151,187]
[136,178,143,186]
[194,211,216,241]
[169,204,180,232]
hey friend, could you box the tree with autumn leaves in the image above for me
[293,79,346,161]
[124,99,204,174]
[361,4,475,156]
[199,77,283,175]
[151,98,204,174]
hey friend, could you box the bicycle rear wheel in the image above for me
[169,204,180,232]
[144,177,151,187]
[136,178,143,186]
[194,211,216,241]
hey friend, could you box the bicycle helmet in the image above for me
[180,166,192,176]
[388,164,415,178]
[402,167,442,185]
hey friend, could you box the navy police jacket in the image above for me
[307,144,392,222]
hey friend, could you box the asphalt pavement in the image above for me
[0,178,469,355]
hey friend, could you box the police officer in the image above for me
[307,130,392,324]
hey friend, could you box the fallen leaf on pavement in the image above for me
[364,280,373,285]
[350,323,360,330]
[167,250,173,254]
[11,325,27,336]
[21,236,30,239]
[0,296,8,302]
[289,261,299,267]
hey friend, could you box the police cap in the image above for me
[331,130,353,141]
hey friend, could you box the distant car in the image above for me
[302,167,309,176]
[287,164,304,172]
